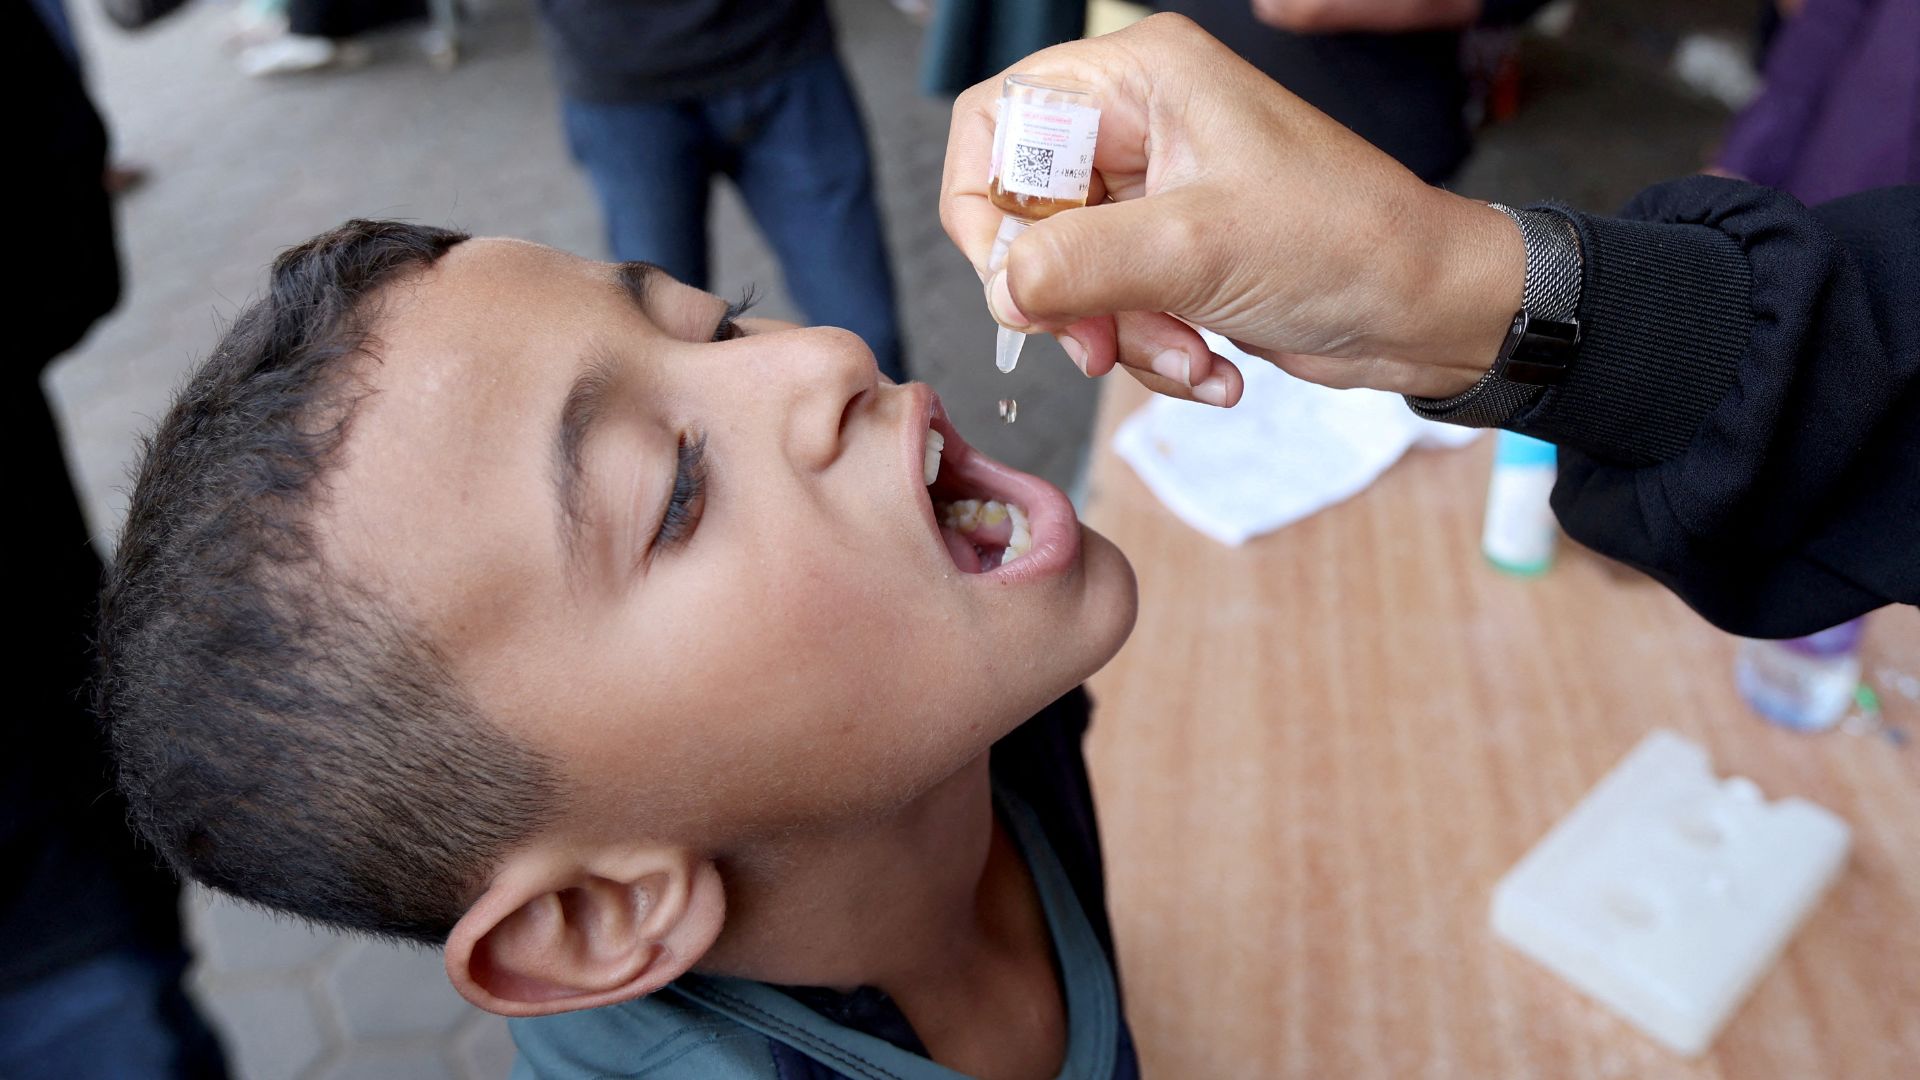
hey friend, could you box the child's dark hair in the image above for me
[97,220,557,945]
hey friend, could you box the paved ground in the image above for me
[47,1,1746,1076]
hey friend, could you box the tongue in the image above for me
[954,514,1015,549]
[939,525,984,572]
[937,509,1017,574]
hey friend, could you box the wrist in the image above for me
[1397,191,1524,398]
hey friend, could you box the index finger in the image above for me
[937,79,1003,281]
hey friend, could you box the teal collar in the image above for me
[669,788,1120,1080]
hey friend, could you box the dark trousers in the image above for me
[11,11,226,1073]
[287,0,425,38]
[563,51,907,381]
[1,385,230,1080]
[0,942,228,1080]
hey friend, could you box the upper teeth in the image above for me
[940,499,1006,530]
[938,498,1033,566]
[924,429,944,486]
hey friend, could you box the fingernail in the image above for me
[987,271,1030,330]
[1150,349,1191,386]
[1193,372,1231,407]
[1060,334,1089,373]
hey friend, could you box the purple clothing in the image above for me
[1717,0,1920,204]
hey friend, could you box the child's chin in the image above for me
[1074,528,1139,658]
[1000,531,1137,709]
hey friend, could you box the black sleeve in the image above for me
[1507,178,1919,639]
[1477,0,1555,26]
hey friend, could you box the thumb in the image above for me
[987,194,1214,331]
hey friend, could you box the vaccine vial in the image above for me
[1735,619,1865,732]
[986,74,1100,373]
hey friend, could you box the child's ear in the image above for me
[444,849,725,1017]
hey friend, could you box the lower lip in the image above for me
[920,404,1081,585]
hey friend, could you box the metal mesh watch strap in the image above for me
[1405,357,1543,427]
[1407,204,1584,427]
[1501,204,1582,322]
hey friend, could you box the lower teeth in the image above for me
[1005,503,1031,562]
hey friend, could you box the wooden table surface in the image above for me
[1079,379,1919,1080]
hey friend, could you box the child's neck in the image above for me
[698,755,1068,1079]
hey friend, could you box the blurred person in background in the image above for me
[1154,0,1557,183]
[2,6,229,1078]
[234,0,427,77]
[918,0,1087,94]
[539,0,908,381]
[32,0,149,193]
[1714,0,1919,203]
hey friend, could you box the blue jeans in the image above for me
[563,52,907,381]
[0,946,228,1080]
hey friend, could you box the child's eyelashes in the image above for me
[656,283,750,563]
[659,283,751,568]
[655,433,708,555]
[711,285,760,343]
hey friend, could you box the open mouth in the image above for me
[914,392,1078,580]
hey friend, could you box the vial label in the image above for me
[994,100,1100,201]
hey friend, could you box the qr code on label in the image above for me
[1011,143,1054,189]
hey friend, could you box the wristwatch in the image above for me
[1407,204,1584,427]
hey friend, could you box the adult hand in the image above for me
[940,13,1522,404]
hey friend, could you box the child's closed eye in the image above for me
[654,433,707,556]
[711,286,760,343]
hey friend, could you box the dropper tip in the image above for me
[996,327,1026,373]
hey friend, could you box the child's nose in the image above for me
[766,326,880,472]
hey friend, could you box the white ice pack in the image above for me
[1490,730,1850,1056]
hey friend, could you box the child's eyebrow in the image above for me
[553,261,664,579]
[554,350,624,580]
[614,260,662,314]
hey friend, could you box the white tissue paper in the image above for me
[1112,332,1481,546]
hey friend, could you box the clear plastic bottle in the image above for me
[1734,619,1864,732]
[985,74,1100,374]
[1481,431,1557,576]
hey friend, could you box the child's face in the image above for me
[319,239,1136,844]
